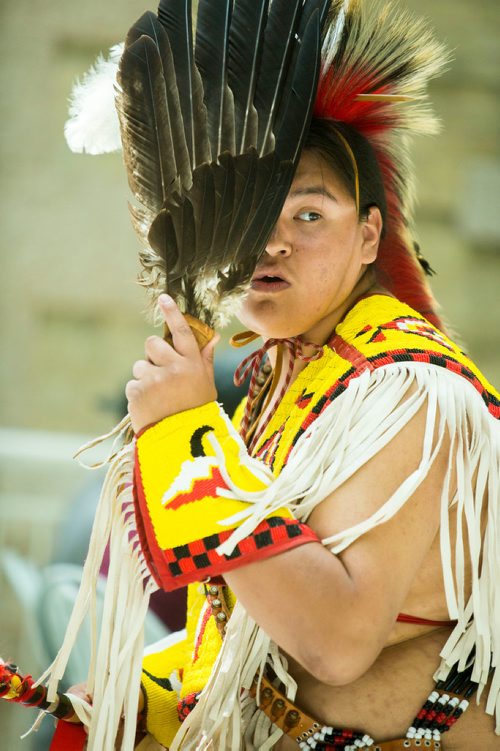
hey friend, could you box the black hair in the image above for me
[304,118,387,232]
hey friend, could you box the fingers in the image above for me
[126,360,155,401]
[132,359,152,379]
[64,683,92,724]
[143,334,172,365]
[142,294,198,364]
[67,683,92,702]
[125,377,143,405]
[159,294,198,357]
[125,295,219,433]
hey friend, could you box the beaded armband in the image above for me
[134,402,318,590]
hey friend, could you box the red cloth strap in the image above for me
[397,612,456,628]
[50,721,87,751]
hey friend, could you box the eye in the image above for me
[295,210,322,222]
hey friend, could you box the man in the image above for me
[42,1,499,749]
[128,120,499,749]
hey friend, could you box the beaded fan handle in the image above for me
[0,658,75,720]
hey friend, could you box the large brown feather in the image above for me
[117,0,330,327]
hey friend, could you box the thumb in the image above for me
[201,333,220,368]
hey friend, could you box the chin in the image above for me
[238,302,304,340]
[238,317,301,341]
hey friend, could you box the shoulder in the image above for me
[334,294,500,418]
[308,379,449,539]
[337,294,461,359]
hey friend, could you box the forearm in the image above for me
[224,419,446,686]
[135,403,397,682]
[134,400,317,590]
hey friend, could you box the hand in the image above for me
[63,681,90,724]
[126,294,219,434]
[65,682,146,748]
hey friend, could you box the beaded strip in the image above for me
[177,586,233,720]
[405,660,479,745]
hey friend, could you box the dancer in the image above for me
[8,1,495,749]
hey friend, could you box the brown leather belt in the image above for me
[249,674,322,741]
[249,675,442,750]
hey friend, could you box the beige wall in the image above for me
[1,0,499,437]
[1,1,154,434]
[1,0,499,439]
[0,1,498,746]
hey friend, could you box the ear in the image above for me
[361,207,383,264]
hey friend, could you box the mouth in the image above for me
[250,271,291,293]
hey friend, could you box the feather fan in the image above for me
[67,0,448,332]
[116,0,330,328]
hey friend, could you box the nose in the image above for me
[265,219,293,257]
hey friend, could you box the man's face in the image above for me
[238,150,381,343]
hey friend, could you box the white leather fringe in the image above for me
[35,416,159,751]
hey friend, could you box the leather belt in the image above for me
[249,675,442,750]
[249,674,323,741]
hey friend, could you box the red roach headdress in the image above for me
[315,0,450,329]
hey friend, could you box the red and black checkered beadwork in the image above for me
[163,516,317,584]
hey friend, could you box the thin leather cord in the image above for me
[233,334,323,453]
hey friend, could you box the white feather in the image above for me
[64,43,124,155]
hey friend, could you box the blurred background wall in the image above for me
[0,0,499,747]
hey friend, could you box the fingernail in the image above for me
[159,294,172,306]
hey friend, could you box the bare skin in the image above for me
[222,391,495,749]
